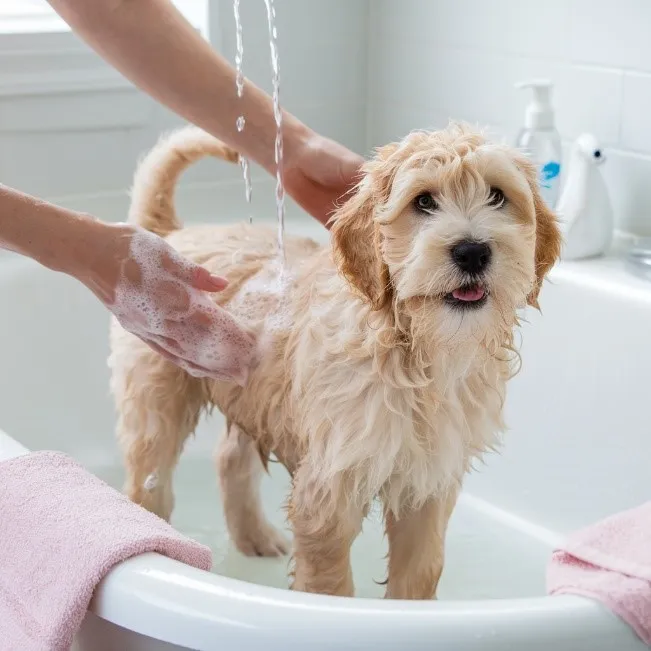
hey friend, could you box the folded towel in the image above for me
[547,501,651,645]
[0,451,212,651]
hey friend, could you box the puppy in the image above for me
[109,122,561,599]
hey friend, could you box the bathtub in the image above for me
[0,214,649,651]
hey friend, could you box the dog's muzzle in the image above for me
[445,240,491,309]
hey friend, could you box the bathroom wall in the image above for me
[367,0,651,237]
[0,0,369,222]
[9,1,650,237]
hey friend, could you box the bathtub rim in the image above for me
[0,429,638,649]
[89,551,633,650]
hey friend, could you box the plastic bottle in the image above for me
[515,79,563,209]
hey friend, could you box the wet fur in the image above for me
[109,123,561,599]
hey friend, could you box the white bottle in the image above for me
[515,79,563,209]
[556,133,613,260]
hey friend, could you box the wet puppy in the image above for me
[109,122,561,599]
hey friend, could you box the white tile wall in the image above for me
[6,0,651,236]
[367,0,651,236]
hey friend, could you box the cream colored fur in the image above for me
[109,123,561,599]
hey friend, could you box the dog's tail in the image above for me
[128,125,240,238]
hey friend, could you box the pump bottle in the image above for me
[515,79,563,209]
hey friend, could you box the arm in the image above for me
[0,184,256,382]
[46,0,363,226]
[0,184,99,280]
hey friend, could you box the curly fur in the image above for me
[108,122,561,599]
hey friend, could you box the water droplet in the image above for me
[236,116,246,132]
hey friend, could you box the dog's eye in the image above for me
[488,187,506,208]
[414,193,438,213]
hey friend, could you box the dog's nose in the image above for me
[451,240,492,274]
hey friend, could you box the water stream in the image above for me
[263,0,286,261]
[233,0,253,223]
[229,0,291,346]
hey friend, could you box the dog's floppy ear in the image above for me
[525,168,562,309]
[330,144,398,310]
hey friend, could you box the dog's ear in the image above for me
[330,145,397,310]
[525,169,562,309]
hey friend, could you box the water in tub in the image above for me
[93,451,549,599]
[99,1,548,601]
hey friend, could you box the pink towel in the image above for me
[547,501,651,645]
[0,451,212,651]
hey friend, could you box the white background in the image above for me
[1,1,650,236]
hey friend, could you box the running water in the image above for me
[227,0,292,354]
[233,0,244,100]
[233,0,253,223]
[263,0,286,262]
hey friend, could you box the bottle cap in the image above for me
[515,79,555,130]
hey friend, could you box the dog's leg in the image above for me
[114,354,204,522]
[216,422,290,557]
[383,488,459,600]
[288,476,364,596]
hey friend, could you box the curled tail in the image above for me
[128,125,240,237]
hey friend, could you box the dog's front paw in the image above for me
[233,522,291,557]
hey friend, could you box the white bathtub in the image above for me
[0,216,648,651]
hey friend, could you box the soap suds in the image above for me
[111,228,257,384]
[228,257,294,358]
[143,472,158,491]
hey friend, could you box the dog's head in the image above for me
[331,122,561,342]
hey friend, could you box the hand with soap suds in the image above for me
[99,225,257,384]
[0,184,256,384]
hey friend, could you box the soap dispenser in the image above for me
[515,79,563,209]
[556,133,614,260]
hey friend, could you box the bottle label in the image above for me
[540,161,561,189]
[538,160,561,209]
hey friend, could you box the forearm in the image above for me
[0,184,97,275]
[47,0,309,174]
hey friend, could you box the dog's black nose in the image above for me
[451,240,492,274]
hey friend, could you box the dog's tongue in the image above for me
[452,286,485,302]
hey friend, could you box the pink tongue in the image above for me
[452,286,485,302]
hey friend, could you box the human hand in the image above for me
[76,220,256,384]
[283,130,364,227]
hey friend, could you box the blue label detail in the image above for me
[539,161,560,189]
